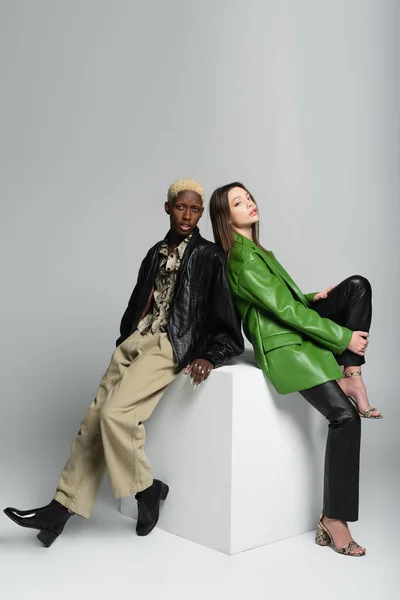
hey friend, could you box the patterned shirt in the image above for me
[137,234,192,335]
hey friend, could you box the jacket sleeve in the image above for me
[198,249,244,368]
[237,257,352,354]
[116,256,148,347]
[304,292,317,304]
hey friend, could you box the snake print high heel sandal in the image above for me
[344,370,383,419]
[315,514,366,557]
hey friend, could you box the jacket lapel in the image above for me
[266,252,309,308]
[172,226,200,297]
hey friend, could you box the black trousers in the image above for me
[298,275,372,522]
[313,274,372,367]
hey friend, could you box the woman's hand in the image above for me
[348,331,369,356]
[185,359,214,389]
[313,285,336,302]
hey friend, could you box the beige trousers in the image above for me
[54,330,179,518]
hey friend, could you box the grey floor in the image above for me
[1,457,399,600]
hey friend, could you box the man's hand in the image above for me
[185,359,214,389]
[313,285,337,302]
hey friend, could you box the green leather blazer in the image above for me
[227,232,352,394]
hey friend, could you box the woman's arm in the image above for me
[305,285,337,304]
[236,257,352,354]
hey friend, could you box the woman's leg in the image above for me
[299,380,365,555]
[312,275,372,367]
[313,275,380,417]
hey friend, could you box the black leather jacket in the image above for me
[116,227,244,368]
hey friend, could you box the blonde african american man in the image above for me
[4,179,244,547]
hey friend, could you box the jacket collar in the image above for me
[233,232,308,307]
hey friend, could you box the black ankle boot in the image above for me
[135,479,169,536]
[4,500,74,547]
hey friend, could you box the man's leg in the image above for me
[99,331,179,498]
[3,330,144,545]
[54,330,144,518]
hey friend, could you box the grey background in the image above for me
[0,0,399,517]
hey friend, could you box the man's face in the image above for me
[165,190,204,237]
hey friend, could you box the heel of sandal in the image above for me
[315,523,331,547]
[348,396,383,419]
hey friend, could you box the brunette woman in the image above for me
[209,182,382,557]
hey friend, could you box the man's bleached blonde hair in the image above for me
[167,179,204,203]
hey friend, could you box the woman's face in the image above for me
[227,186,259,230]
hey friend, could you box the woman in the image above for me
[209,182,382,557]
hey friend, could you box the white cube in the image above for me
[120,350,326,554]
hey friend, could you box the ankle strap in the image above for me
[344,370,362,378]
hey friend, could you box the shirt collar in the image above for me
[160,232,193,258]
[177,233,192,259]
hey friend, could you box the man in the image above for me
[4,179,244,547]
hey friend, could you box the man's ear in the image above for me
[164,201,171,214]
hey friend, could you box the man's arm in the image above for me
[115,255,149,347]
[198,248,244,368]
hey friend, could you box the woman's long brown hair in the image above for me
[209,182,265,256]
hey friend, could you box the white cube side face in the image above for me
[229,366,325,554]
